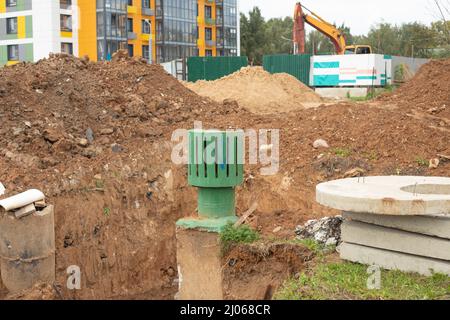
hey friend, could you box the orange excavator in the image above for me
[293,2,372,55]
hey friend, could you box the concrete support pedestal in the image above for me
[0,205,55,294]
[176,228,224,300]
[316,176,450,276]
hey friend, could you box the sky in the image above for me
[239,0,445,36]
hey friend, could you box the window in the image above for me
[205,6,212,19]
[128,44,134,57]
[127,18,133,32]
[7,45,19,61]
[6,0,17,7]
[60,0,72,9]
[128,0,133,5]
[60,14,72,31]
[6,17,17,34]
[61,42,73,55]
[205,28,212,41]
[142,20,151,34]
[205,49,213,57]
[142,45,150,61]
[142,0,150,8]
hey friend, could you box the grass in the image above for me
[103,207,111,217]
[274,261,450,300]
[219,223,260,252]
[415,156,428,167]
[332,147,352,158]
[347,85,396,102]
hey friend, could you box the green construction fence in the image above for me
[187,56,248,82]
[263,54,312,86]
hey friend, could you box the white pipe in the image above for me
[0,189,45,211]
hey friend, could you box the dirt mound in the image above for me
[222,242,313,300]
[185,66,323,114]
[0,54,246,300]
[380,59,450,122]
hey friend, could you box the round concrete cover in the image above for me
[316,176,450,216]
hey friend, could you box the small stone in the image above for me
[78,138,89,147]
[100,128,114,135]
[24,121,32,128]
[94,174,102,180]
[14,203,36,219]
[86,128,94,143]
[313,139,329,149]
[272,226,282,233]
[429,158,439,169]
[344,167,365,178]
[0,182,5,196]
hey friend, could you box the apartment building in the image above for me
[0,0,239,66]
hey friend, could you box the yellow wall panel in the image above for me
[78,0,98,61]
[18,16,26,39]
[0,2,6,13]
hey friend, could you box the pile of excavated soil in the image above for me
[0,56,449,300]
[0,54,246,300]
[185,66,323,114]
[379,58,450,123]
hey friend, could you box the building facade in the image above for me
[0,0,240,66]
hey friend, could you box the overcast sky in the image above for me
[239,0,445,35]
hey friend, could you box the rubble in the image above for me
[295,216,343,246]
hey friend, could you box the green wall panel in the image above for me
[188,56,248,82]
[0,46,7,66]
[263,54,312,86]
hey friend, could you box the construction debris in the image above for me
[295,216,343,246]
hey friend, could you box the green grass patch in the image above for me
[332,147,352,158]
[415,157,428,167]
[219,223,260,252]
[274,261,450,300]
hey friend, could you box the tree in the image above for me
[240,7,267,65]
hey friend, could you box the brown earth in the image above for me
[222,242,314,300]
[185,66,324,114]
[0,55,449,299]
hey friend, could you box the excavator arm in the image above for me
[303,11,347,55]
[293,2,346,55]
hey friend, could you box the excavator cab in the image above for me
[345,45,373,55]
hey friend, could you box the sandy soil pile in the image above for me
[0,56,449,300]
[185,66,323,114]
[380,58,450,123]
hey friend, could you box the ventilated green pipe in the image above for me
[176,129,244,232]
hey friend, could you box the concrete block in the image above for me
[314,87,368,99]
[316,176,450,216]
[343,211,450,239]
[340,242,450,276]
[176,228,224,300]
[0,205,55,293]
[342,220,450,261]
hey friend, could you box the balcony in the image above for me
[205,17,215,26]
[142,7,154,16]
[206,0,215,4]
[205,39,216,47]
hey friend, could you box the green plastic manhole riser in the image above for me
[176,129,244,232]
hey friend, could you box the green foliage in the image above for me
[103,207,111,217]
[274,262,450,300]
[332,147,352,158]
[416,157,428,167]
[219,223,260,251]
